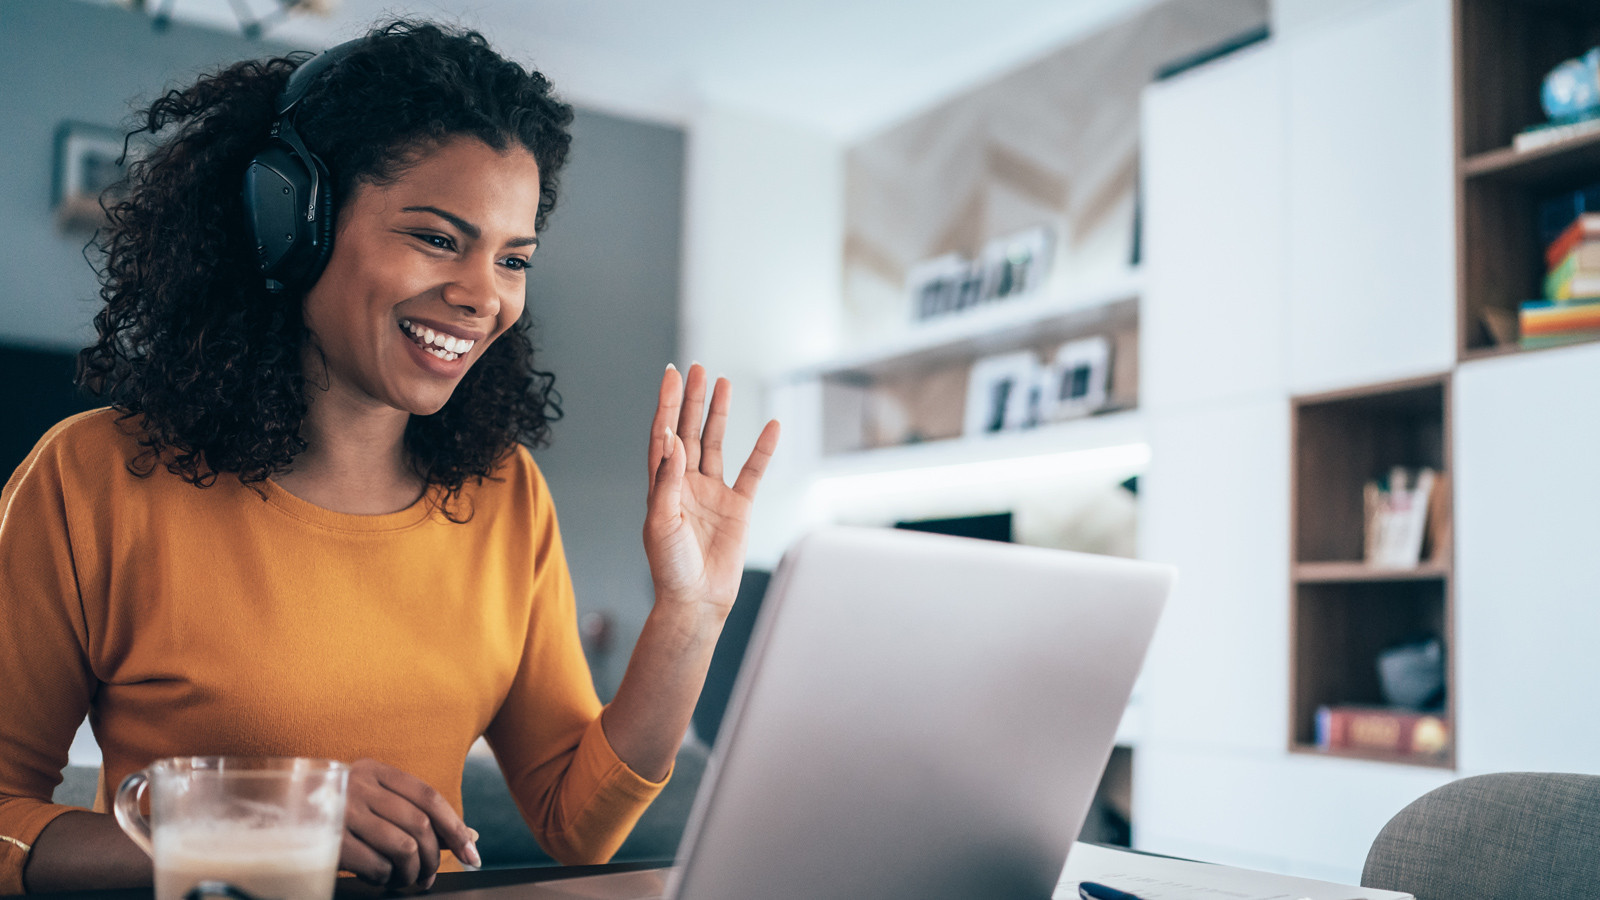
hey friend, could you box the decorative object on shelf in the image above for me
[1541,213,1600,301]
[978,225,1054,303]
[963,350,1042,437]
[1042,335,1112,422]
[1377,635,1446,710]
[1515,48,1600,152]
[1519,207,1600,348]
[1540,47,1600,122]
[906,225,1055,323]
[907,253,982,321]
[1362,466,1437,568]
[52,121,129,232]
[1315,705,1450,760]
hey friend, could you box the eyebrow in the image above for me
[401,205,539,248]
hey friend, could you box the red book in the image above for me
[1546,213,1600,270]
[1315,705,1449,758]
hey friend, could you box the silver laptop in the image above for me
[481,525,1172,900]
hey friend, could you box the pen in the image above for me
[1079,882,1145,900]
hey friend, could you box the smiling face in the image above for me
[300,136,543,418]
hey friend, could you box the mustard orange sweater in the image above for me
[0,409,664,894]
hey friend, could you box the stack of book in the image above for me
[1522,208,1600,348]
[1316,705,1449,761]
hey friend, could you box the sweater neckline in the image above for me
[258,477,441,533]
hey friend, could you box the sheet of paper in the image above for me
[1054,842,1413,900]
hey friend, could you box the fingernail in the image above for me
[666,363,677,371]
[424,875,437,890]
[664,427,674,457]
[463,840,482,868]
[468,828,480,842]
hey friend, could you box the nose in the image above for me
[442,253,504,319]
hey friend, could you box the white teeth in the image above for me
[399,320,474,358]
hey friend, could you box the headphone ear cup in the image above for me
[241,138,333,293]
[302,152,336,289]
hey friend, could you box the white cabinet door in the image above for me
[1138,398,1290,753]
[1141,43,1288,411]
[1285,0,1455,393]
[1455,343,1600,774]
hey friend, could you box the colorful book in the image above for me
[1522,331,1600,349]
[1521,297,1600,337]
[1546,235,1600,274]
[1544,252,1600,300]
[1543,270,1600,302]
[1546,215,1600,270]
[1315,705,1449,758]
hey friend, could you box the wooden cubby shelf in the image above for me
[1456,0,1600,359]
[1289,375,1454,769]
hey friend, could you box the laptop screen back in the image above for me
[667,526,1172,900]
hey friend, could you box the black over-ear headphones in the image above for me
[242,39,364,294]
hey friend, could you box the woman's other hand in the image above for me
[643,363,780,618]
[341,758,481,890]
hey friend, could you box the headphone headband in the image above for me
[276,38,365,118]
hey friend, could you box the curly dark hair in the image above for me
[78,19,570,513]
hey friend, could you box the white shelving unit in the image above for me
[787,271,1143,462]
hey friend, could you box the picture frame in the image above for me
[1041,335,1112,422]
[963,350,1043,437]
[978,225,1054,303]
[906,253,977,322]
[53,121,130,231]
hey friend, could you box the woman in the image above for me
[0,20,777,894]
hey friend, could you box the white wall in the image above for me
[679,102,845,566]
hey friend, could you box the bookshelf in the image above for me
[809,276,1140,459]
[1457,0,1600,359]
[1289,375,1454,769]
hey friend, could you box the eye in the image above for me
[502,256,531,272]
[413,232,456,251]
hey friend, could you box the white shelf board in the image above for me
[816,408,1147,479]
[799,269,1143,381]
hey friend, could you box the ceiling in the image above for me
[115,0,1165,139]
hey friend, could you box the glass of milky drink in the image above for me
[114,757,350,900]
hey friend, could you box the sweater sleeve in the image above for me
[481,456,665,866]
[0,420,103,894]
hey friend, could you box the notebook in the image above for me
[469,525,1173,900]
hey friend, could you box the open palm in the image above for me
[643,364,780,614]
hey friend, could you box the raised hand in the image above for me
[642,363,780,616]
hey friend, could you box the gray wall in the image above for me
[527,112,684,699]
[0,0,684,699]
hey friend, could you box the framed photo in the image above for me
[53,121,129,231]
[979,225,1054,302]
[963,351,1042,437]
[906,253,976,322]
[1041,335,1112,422]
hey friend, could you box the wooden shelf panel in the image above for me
[1461,129,1600,184]
[1294,561,1450,583]
[1290,743,1455,770]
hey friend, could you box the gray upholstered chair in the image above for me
[1362,772,1600,900]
